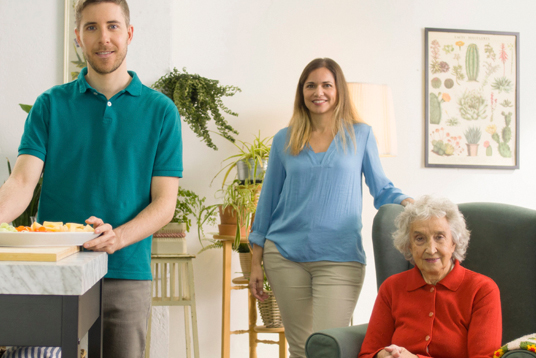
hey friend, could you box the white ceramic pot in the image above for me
[152,222,187,254]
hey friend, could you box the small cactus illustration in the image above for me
[444,78,454,89]
[431,77,442,89]
[466,43,480,81]
[491,111,513,158]
[430,93,451,124]
[484,141,492,156]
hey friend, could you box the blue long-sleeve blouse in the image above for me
[249,123,410,264]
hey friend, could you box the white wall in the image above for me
[1,1,536,357]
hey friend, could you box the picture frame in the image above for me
[424,28,519,169]
[63,0,87,84]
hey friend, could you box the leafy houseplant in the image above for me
[212,132,272,187]
[152,68,241,150]
[220,180,262,250]
[172,188,218,247]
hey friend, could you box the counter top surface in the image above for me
[0,251,107,296]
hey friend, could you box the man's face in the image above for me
[75,2,133,75]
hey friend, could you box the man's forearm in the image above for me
[0,155,43,224]
[112,176,179,250]
[114,195,176,249]
[0,178,34,223]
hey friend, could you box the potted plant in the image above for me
[212,131,272,187]
[464,126,482,156]
[152,67,241,150]
[220,180,262,249]
[153,188,218,254]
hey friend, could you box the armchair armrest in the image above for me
[305,324,368,358]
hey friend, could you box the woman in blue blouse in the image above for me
[248,58,413,358]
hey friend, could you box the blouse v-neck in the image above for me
[307,135,336,166]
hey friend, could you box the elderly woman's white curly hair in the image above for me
[393,195,470,264]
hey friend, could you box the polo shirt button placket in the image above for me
[103,101,113,124]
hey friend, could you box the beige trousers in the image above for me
[263,240,366,358]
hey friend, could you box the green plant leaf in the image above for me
[19,104,33,114]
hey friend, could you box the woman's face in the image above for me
[409,216,456,284]
[302,67,338,120]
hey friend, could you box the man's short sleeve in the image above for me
[18,93,50,161]
[152,101,183,178]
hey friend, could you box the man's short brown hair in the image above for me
[75,0,130,29]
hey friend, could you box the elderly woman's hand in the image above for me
[376,345,418,358]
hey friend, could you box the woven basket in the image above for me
[257,291,283,328]
[239,252,252,280]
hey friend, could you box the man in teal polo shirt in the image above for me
[0,0,181,357]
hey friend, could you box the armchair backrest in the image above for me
[371,203,536,343]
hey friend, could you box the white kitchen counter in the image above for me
[0,251,107,296]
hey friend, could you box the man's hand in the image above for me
[83,216,123,254]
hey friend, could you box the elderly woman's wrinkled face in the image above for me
[410,216,456,285]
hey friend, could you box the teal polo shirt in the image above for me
[18,68,183,280]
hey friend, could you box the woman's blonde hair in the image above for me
[287,58,364,155]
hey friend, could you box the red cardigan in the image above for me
[358,260,502,358]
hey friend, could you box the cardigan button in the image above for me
[425,335,430,341]
[430,287,435,292]
[429,312,434,317]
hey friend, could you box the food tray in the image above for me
[0,232,100,247]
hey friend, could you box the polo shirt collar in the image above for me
[76,67,142,97]
[406,259,464,292]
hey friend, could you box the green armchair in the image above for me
[306,203,536,358]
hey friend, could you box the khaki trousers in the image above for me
[102,279,152,358]
[263,240,366,358]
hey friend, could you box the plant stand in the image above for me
[213,234,287,358]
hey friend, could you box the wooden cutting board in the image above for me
[0,246,79,262]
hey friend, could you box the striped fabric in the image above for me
[2,346,61,358]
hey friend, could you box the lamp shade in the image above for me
[347,83,397,157]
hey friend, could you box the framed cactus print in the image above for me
[425,28,519,169]
[63,0,87,83]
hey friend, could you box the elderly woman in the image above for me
[358,196,502,358]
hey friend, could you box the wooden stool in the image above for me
[231,274,287,358]
[145,254,200,358]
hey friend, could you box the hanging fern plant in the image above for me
[152,67,240,150]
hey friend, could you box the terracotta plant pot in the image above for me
[219,205,238,225]
[466,143,479,156]
[218,224,247,237]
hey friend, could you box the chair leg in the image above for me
[184,306,192,358]
[279,332,287,358]
[188,260,201,358]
